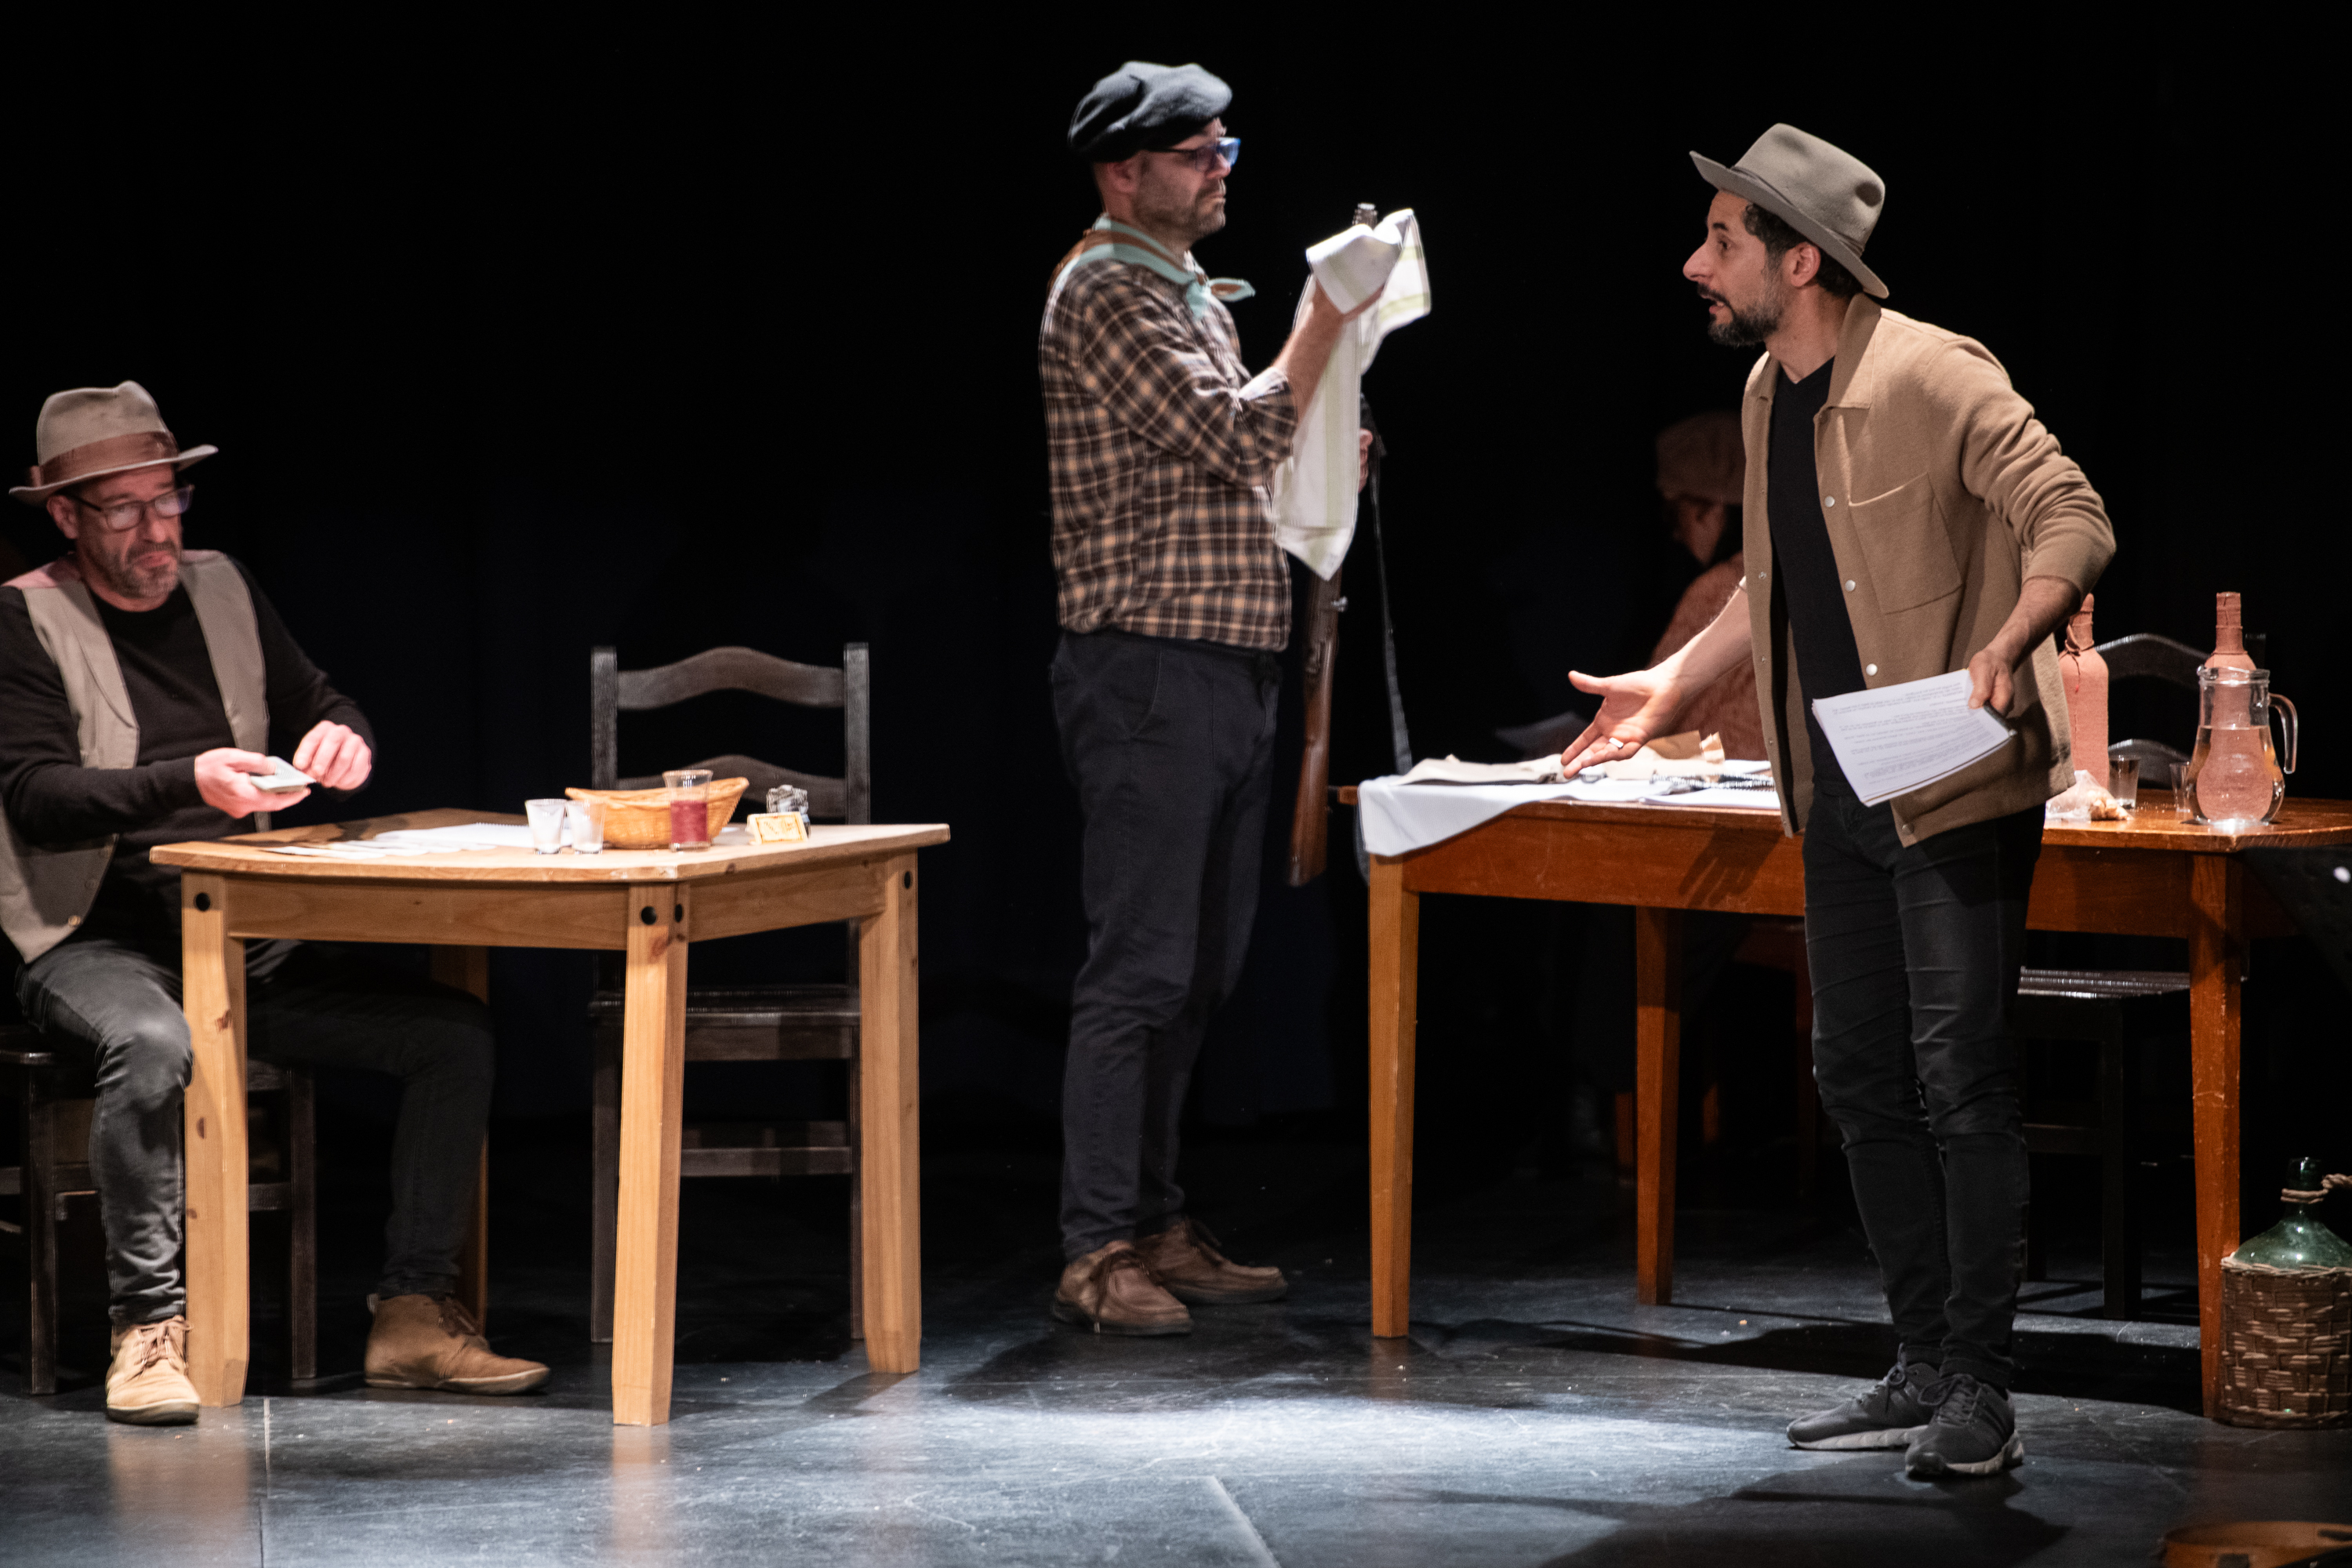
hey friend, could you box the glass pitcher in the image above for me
[2184,666,2298,828]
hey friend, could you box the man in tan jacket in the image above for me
[1563,126,2114,1479]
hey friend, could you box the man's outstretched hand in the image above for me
[194,750,307,818]
[293,721,372,791]
[1559,668,1687,775]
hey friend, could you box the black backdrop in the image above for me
[7,33,2339,1198]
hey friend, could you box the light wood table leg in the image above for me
[2188,855,2243,1419]
[857,855,921,1371]
[180,872,250,1406]
[612,889,689,1426]
[1369,856,1419,1339]
[430,946,492,1327]
[1635,905,1683,1306]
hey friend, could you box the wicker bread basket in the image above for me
[564,779,749,850]
[2218,1255,2352,1428]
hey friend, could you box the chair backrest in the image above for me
[2092,633,2205,688]
[590,644,871,823]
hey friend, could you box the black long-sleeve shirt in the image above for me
[0,555,372,951]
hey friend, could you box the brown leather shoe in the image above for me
[1051,1240,1192,1336]
[365,1294,550,1394]
[1134,1218,1288,1305]
[107,1316,198,1425]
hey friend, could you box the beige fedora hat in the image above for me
[9,381,216,505]
[1691,124,1888,299]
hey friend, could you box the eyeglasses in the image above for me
[68,484,194,533]
[1148,137,1240,175]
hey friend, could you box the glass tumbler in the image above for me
[663,769,715,851]
[2169,761,2195,821]
[524,798,568,854]
[2107,757,2140,813]
[566,797,605,855]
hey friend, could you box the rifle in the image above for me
[1287,563,1346,886]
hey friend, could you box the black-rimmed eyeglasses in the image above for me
[68,484,194,533]
[1149,137,1240,174]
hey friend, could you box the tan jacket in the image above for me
[1740,296,2115,844]
[0,551,267,964]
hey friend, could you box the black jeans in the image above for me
[17,937,495,1325]
[1802,775,2042,1388]
[1051,629,1279,1260]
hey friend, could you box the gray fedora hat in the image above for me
[1691,124,1888,299]
[11,381,216,504]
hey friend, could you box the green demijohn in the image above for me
[2233,1157,2352,1269]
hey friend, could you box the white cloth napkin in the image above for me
[1269,209,1430,580]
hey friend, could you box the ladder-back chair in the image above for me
[586,643,871,1342]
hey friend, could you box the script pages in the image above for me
[1811,670,2015,807]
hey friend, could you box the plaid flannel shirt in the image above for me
[1040,253,1298,651]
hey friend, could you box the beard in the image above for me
[1134,171,1227,249]
[81,533,182,603]
[1704,276,1785,347]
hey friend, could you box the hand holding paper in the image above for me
[1811,670,2015,807]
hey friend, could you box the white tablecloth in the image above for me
[1356,775,1780,857]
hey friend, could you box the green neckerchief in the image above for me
[1054,216,1255,319]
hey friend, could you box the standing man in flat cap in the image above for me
[1560,127,2114,1476]
[1040,61,1367,1334]
[0,383,548,1421]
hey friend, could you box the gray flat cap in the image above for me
[1692,124,1889,299]
[1069,60,1229,163]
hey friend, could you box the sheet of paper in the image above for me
[1810,670,2014,807]
[1399,754,1563,786]
[1643,786,1781,811]
[362,823,538,851]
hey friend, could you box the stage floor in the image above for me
[4,1128,2347,1566]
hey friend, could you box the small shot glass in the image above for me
[2168,762,2196,821]
[524,798,569,854]
[2107,757,2140,813]
[566,797,605,855]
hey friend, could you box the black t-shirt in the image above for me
[0,556,371,953]
[1766,358,1866,789]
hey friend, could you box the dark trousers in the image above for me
[17,937,495,1325]
[1802,774,2042,1388]
[1052,629,1279,1260]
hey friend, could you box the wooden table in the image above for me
[1349,786,2352,1417]
[153,809,948,1426]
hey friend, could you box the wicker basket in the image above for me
[2218,1255,2352,1428]
[564,779,748,851]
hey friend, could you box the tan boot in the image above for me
[1134,1218,1288,1305]
[1051,1240,1192,1336]
[107,1316,198,1425]
[365,1294,549,1394]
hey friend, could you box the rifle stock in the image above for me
[1287,566,1343,886]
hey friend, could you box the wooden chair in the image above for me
[2,1022,316,1392]
[2095,631,2216,777]
[586,643,871,1343]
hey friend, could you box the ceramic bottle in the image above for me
[2207,591,2258,675]
[2060,594,2108,789]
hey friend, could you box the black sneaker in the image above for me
[1905,1373,2024,1478]
[1786,1358,1939,1450]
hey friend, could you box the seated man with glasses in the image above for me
[0,382,546,1423]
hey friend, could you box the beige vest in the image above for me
[1,550,267,964]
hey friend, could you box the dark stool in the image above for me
[2015,967,2190,1319]
[2,1025,316,1392]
